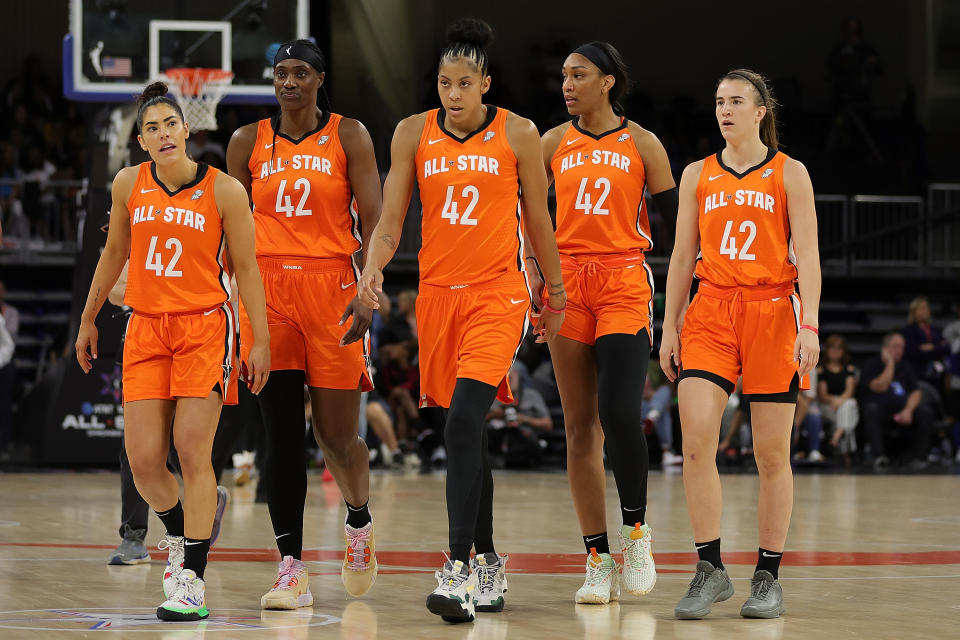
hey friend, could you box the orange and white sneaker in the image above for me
[619,523,656,596]
[261,556,313,610]
[342,522,378,596]
[575,549,621,604]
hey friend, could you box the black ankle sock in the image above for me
[756,547,782,578]
[695,538,723,570]
[622,506,646,527]
[155,502,184,537]
[275,530,303,560]
[183,538,210,579]
[583,532,610,555]
[345,500,372,529]
[474,538,496,556]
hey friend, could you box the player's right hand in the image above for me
[246,342,271,395]
[358,265,384,310]
[75,319,99,373]
[659,326,681,382]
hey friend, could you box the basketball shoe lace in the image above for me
[584,553,614,587]
[345,527,372,572]
[273,556,304,590]
[685,567,708,597]
[434,554,470,594]
[624,531,651,571]
[475,559,498,595]
[750,575,773,599]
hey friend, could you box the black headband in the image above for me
[274,42,325,73]
[726,72,766,105]
[572,43,615,76]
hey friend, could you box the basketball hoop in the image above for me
[160,68,234,132]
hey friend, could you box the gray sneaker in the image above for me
[108,526,150,565]
[674,560,735,619]
[740,570,784,618]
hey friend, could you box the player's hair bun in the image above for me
[137,81,170,107]
[445,18,494,49]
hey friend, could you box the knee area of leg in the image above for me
[754,451,789,475]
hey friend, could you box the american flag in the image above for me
[102,57,132,78]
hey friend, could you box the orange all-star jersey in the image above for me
[248,112,359,259]
[694,149,797,287]
[124,162,230,314]
[415,106,524,286]
[551,119,651,255]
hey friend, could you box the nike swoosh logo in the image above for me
[695,544,709,550]
[708,174,725,181]
[509,298,526,304]
[566,137,582,145]
[203,309,217,316]
[584,535,603,542]
[341,281,356,289]
[264,143,274,149]
[184,540,204,546]
[762,552,781,558]
[140,188,157,193]
[275,533,292,540]
[427,138,445,145]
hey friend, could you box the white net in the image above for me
[160,68,234,132]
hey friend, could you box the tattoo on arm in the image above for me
[380,233,396,249]
[548,282,565,295]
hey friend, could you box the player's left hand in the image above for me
[339,296,372,346]
[246,342,271,395]
[535,293,566,343]
[794,327,820,378]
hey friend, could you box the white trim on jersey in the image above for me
[216,232,231,299]
[514,200,526,275]
[642,261,656,330]
[789,294,802,333]
[348,195,363,246]
[636,197,653,250]
[787,233,798,266]
[349,255,374,387]
[219,301,237,387]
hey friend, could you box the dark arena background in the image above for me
[0,1,957,637]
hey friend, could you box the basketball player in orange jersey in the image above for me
[357,18,565,623]
[538,42,676,605]
[75,82,270,622]
[660,69,821,620]
[226,39,382,607]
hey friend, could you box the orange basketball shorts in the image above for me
[123,302,239,404]
[549,251,654,345]
[679,281,808,398]
[240,256,373,391]
[417,272,530,408]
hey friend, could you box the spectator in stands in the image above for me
[860,332,934,471]
[486,363,552,467]
[377,340,421,447]
[943,304,960,423]
[902,296,949,392]
[379,289,417,346]
[0,280,19,341]
[816,334,859,455]
[0,313,15,460]
[642,361,682,466]
[793,369,825,463]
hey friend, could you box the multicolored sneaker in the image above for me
[426,559,477,623]
[342,522,378,596]
[261,555,313,610]
[157,535,184,598]
[210,486,229,548]
[108,526,149,565]
[619,523,656,596]
[575,549,620,604]
[156,569,209,621]
[471,552,508,612]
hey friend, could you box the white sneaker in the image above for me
[426,559,477,623]
[575,550,620,604]
[662,452,684,466]
[157,535,184,598]
[471,552,508,612]
[620,523,656,596]
[156,569,208,621]
[261,556,313,610]
[808,449,825,463]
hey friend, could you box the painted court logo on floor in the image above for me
[0,608,340,632]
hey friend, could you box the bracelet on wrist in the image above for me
[800,324,819,335]
[542,300,565,314]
